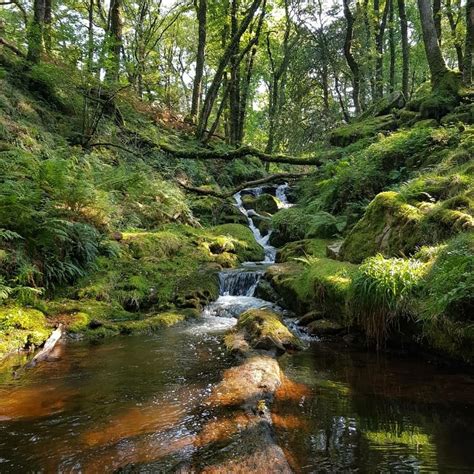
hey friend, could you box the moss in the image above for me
[0,306,50,358]
[118,311,188,334]
[230,308,305,353]
[276,238,330,263]
[271,207,341,246]
[328,115,397,147]
[254,194,279,214]
[266,257,357,323]
[340,192,423,263]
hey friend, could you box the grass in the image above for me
[352,255,428,348]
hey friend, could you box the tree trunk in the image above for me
[464,0,474,84]
[105,0,123,82]
[87,0,94,72]
[229,0,242,146]
[190,0,207,121]
[417,0,448,85]
[389,0,396,92]
[375,0,390,99]
[196,0,262,140]
[343,0,361,114]
[433,0,442,43]
[398,0,410,98]
[445,0,464,71]
[43,0,52,54]
[27,0,46,63]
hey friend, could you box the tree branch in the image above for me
[158,143,333,165]
[0,37,26,58]
[89,136,338,165]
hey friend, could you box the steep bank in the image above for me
[265,96,473,364]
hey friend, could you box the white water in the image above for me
[194,183,296,333]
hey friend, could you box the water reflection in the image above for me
[274,342,474,473]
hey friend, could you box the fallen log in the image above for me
[26,324,64,368]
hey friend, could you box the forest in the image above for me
[0,0,473,471]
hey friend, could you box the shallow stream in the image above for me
[1,184,473,472]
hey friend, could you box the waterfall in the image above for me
[192,183,292,333]
[219,270,262,297]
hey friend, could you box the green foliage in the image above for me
[352,255,427,347]
[422,233,474,322]
[0,306,50,358]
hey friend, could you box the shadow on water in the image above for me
[274,342,474,473]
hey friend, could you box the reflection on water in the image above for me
[0,329,233,472]
[274,342,474,473]
[1,331,474,472]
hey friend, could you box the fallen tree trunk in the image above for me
[26,324,63,368]
[159,142,331,165]
[177,172,310,199]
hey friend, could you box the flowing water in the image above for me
[1,183,474,472]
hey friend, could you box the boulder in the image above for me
[360,91,406,119]
[297,310,323,326]
[326,241,343,260]
[226,308,305,356]
[255,194,280,215]
[307,319,344,336]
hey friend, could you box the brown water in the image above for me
[1,326,474,473]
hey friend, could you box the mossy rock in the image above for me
[271,208,341,247]
[340,192,424,263]
[307,319,344,336]
[190,196,247,226]
[0,306,50,358]
[276,239,329,263]
[227,308,304,355]
[359,91,405,119]
[252,215,272,236]
[328,115,397,147]
[241,194,257,210]
[174,266,220,310]
[441,103,474,125]
[254,194,280,214]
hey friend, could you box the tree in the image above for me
[464,0,474,84]
[398,0,409,98]
[190,0,207,121]
[105,0,123,82]
[417,0,449,85]
[342,0,361,114]
[196,0,263,140]
[27,0,46,62]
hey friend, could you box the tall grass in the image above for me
[352,254,427,348]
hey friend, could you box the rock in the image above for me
[307,319,344,336]
[241,194,257,210]
[298,310,323,326]
[360,91,406,119]
[226,308,305,356]
[252,215,272,236]
[326,241,343,260]
[88,319,103,329]
[255,194,279,215]
[254,279,280,303]
[199,355,292,473]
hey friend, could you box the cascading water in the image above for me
[190,183,293,334]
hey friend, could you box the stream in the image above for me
[1,184,474,472]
